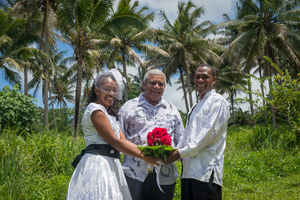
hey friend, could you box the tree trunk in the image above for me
[49,87,57,130]
[179,67,189,113]
[266,43,277,129]
[121,48,128,101]
[230,91,235,124]
[43,0,50,129]
[73,56,84,137]
[258,64,268,124]
[185,63,193,109]
[24,66,28,95]
[247,78,256,126]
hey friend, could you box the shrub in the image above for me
[0,85,40,133]
[48,107,74,133]
[249,125,297,150]
[233,57,300,140]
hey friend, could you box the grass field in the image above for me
[0,124,299,199]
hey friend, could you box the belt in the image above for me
[71,144,120,168]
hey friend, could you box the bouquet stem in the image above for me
[147,164,154,173]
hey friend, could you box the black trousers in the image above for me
[125,172,176,200]
[181,171,222,200]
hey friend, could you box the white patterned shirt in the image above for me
[118,93,184,185]
[178,89,230,186]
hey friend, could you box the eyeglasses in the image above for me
[102,87,118,95]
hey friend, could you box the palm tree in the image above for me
[57,0,114,137]
[5,0,60,128]
[216,0,300,129]
[92,0,169,101]
[48,50,75,130]
[129,66,146,88]
[216,63,247,124]
[18,48,46,95]
[0,9,42,90]
[213,12,256,126]
[154,1,223,112]
[57,0,153,137]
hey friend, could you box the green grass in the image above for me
[0,125,299,199]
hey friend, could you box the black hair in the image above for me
[197,64,217,77]
[87,84,97,105]
[86,84,119,119]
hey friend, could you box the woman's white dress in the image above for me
[67,103,132,200]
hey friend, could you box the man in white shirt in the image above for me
[118,69,184,200]
[167,64,230,200]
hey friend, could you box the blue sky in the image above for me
[1,0,244,112]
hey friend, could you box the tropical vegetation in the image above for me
[0,0,299,198]
[0,123,299,199]
[0,0,299,133]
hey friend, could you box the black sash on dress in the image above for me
[71,144,120,168]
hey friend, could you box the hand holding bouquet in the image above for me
[138,127,177,193]
[138,127,176,172]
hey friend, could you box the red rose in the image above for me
[161,135,171,146]
[147,127,172,147]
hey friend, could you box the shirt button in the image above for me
[110,149,115,154]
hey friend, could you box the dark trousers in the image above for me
[125,172,176,200]
[181,171,222,200]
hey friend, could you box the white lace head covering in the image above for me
[93,68,126,100]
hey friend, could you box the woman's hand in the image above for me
[142,154,164,166]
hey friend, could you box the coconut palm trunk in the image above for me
[258,62,268,124]
[179,67,189,113]
[230,91,235,124]
[24,66,28,95]
[247,78,256,126]
[121,48,128,101]
[49,87,57,130]
[185,63,193,110]
[73,56,84,137]
[43,0,50,128]
[266,43,277,129]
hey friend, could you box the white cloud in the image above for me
[163,77,187,112]
[140,0,237,28]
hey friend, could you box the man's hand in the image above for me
[166,150,181,164]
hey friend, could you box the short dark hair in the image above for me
[197,64,217,77]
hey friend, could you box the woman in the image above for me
[67,69,161,200]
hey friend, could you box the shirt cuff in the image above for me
[178,146,190,159]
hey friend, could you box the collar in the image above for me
[198,89,216,101]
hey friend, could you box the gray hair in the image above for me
[143,69,166,85]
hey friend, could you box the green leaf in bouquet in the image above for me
[138,145,177,161]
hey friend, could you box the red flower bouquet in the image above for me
[138,127,176,164]
[138,127,177,192]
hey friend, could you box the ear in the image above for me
[142,81,146,90]
[94,87,101,96]
[213,76,217,83]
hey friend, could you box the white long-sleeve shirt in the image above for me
[178,89,230,186]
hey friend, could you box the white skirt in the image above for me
[67,153,132,200]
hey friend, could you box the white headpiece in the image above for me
[93,68,126,100]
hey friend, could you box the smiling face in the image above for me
[194,66,217,99]
[143,74,165,106]
[94,77,118,109]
